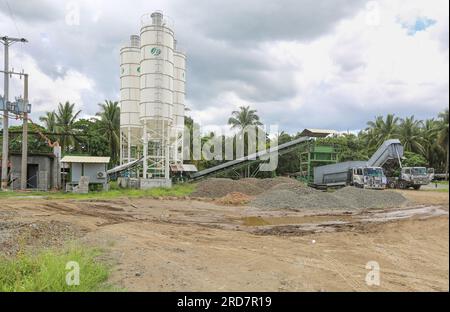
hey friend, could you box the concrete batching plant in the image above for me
[119,11,185,188]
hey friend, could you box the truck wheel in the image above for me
[413,185,421,190]
[398,181,408,189]
[388,181,396,189]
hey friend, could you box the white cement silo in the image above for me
[139,11,174,180]
[120,35,141,165]
[172,49,186,162]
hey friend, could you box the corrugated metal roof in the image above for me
[60,156,110,164]
[170,164,198,172]
[182,164,198,172]
[299,128,338,138]
[303,128,337,134]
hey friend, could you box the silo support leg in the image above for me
[127,127,132,163]
[143,122,148,179]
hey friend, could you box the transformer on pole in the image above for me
[1,35,28,190]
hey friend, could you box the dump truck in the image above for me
[387,167,432,190]
[312,139,403,190]
[313,161,387,189]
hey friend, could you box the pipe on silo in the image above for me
[151,11,163,26]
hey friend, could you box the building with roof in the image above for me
[60,156,110,191]
[2,152,58,190]
[299,128,338,138]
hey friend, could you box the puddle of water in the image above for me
[241,215,352,226]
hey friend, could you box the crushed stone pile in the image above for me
[193,177,408,210]
[0,220,86,257]
[251,184,408,211]
[192,177,295,198]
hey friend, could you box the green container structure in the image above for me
[299,143,339,183]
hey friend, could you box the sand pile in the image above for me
[216,192,253,206]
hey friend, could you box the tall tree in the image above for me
[422,118,440,167]
[228,106,262,131]
[39,111,58,133]
[55,101,82,152]
[365,114,399,149]
[96,100,120,165]
[398,116,425,154]
[438,109,449,179]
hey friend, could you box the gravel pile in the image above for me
[333,187,408,209]
[0,220,87,257]
[251,185,408,211]
[192,177,298,198]
[192,178,264,198]
[193,177,408,210]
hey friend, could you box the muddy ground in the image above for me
[0,189,448,291]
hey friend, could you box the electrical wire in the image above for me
[3,0,21,38]
[1,111,60,147]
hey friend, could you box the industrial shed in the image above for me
[61,156,110,191]
[7,152,58,190]
[299,128,338,138]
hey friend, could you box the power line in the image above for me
[3,0,21,38]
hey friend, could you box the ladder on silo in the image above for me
[154,26,163,108]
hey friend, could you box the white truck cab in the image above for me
[352,167,386,189]
[398,167,431,190]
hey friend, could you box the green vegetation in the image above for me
[96,100,120,165]
[2,97,448,180]
[0,247,110,292]
[228,106,263,130]
[402,151,428,167]
[0,183,196,200]
[423,188,449,193]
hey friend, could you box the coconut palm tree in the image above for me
[365,114,399,149]
[228,106,262,131]
[55,101,81,152]
[96,100,120,165]
[398,116,425,154]
[421,119,440,166]
[39,111,58,133]
[438,109,449,179]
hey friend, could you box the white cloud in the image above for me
[5,51,95,124]
[0,0,448,133]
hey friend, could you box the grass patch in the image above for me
[423,188,449,193]
[0,246,111,292]
[0,183,196,200]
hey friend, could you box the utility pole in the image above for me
[21,74,28,190]
[1,36,28,191]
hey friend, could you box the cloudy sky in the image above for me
[1,0,448,133]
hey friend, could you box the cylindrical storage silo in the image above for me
[120,35,141,164]
[173,50,186,133]
[139,11,174,136]
[172,50,186,162]
[140,11,174,179]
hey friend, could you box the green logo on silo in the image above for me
[137,66,141,73]
[151,47,161,56]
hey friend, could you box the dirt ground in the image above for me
[0,189,448,291]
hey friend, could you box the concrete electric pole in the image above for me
[21,74,29,190]
[1,36,28,191]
